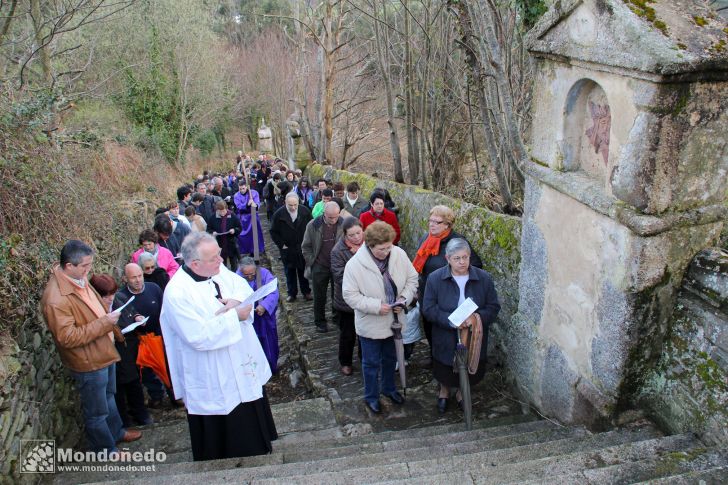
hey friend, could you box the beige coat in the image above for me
[342,245,418,339]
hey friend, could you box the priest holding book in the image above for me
[160,232,277,461]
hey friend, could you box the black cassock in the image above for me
[186,389,278,461]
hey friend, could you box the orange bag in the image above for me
[136,333,171,388]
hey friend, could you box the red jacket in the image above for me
[359,208,401,245]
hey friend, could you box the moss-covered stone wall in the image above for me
[640,248,728,445]
[306,165,522,343]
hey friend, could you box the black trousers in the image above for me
[115,378,150,427]
[404,343,415,361]
[283,260,310,297]
[311,263,334,327]
[223,251,239,271]
[337,311,361,366]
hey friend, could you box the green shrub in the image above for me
[193,129,218,156]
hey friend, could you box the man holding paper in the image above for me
[111,263,163,426]
[160,232,277,461]
[41,240,142,454]
[422,238,500,414]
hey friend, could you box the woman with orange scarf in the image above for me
[413,206,482,357]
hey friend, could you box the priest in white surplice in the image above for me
[160,232,277,461]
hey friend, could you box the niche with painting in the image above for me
[562,79,612,185]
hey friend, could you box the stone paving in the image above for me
[259,211,528,434]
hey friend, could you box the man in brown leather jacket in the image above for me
[41,240,142,453]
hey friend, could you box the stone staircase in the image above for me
[50,214,728,484]
[52,399,726,484]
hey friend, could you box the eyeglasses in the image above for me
[428,219,445,225]
[449,255,470,263]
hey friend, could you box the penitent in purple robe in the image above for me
[238,266,280,374]
[234,189,265,256]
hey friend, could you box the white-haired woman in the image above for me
[138,251,169,292]
[422,238,500,414]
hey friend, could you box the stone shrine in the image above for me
[257,118,273,153]
[509,0,728,425]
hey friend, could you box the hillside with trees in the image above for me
[0,0,552,336]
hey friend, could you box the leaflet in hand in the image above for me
[121,316,149,334]
[112,295,135,314]
[239,278,278,306]
[448,298,478,327]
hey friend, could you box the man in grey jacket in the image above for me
[301,202,344,333]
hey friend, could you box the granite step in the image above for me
[632,464,728,484]
[272,413,536,452]
[111,409,534,462]
[159,418,542,466]
[76,419,575,484]
[474,434,698,485]
[87,425,661,484]
[53,397,338,484]
[517,444,728,484]
[263,432,691,485]
[273,419,559,464]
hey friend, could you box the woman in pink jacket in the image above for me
[131,229,179,278]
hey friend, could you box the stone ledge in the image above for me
[525,161,727,237]
[684,248,728,311]
[527,0,728,81]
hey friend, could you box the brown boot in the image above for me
[117,429,142,443]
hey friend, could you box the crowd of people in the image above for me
[40,152,500,461]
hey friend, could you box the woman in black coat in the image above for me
[413,205,482,355]
[89,274,153,427]
[138,251,170,292]
[422,238,500,414]
[207,199,243,270]
[330,217,365,376]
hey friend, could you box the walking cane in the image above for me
[455,329,473,431]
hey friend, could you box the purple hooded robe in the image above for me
[233,189,265,256]
[238,266,279,373]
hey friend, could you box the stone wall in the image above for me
[0,322,83,483]
[306,165,522,355]
[640,248,728,446]
[0,213,146,483]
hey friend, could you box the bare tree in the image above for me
[231,28,299,158]
[365,0,404,182]
[332,52,379,167]
[401,0,420,184]
[447,0,531,213]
